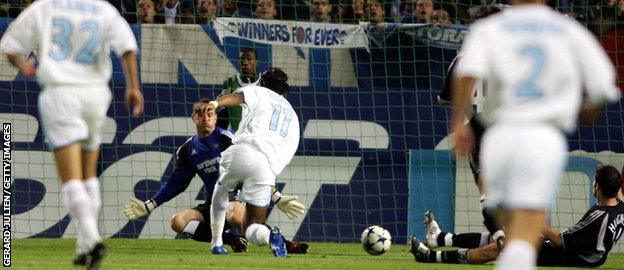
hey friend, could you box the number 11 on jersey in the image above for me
[269,103,292,138]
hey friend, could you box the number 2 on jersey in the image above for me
[48,17,101,63]
[269,103,292,138]
[516,45,545,100]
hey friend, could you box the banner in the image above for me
[401,24,468,50]
[214,17,369,49]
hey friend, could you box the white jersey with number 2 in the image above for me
[234,85,300,175]
[455,4,620,132]
[0,0,138,87]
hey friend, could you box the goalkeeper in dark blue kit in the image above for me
[123,99,309,254]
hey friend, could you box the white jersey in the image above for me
[455,4,621,132]
[0,0,138,87]
[234,85,300,175]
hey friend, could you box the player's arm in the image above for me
[452,76,477,157]
[575,26,621,123]
[1,3,37,77]
[107,7,143,117]
[123,141,197,220]
[212,92,245,108]
[271,187,306,220]
[121,51,144,117]
[451,24,489,157]
[542,226,564,247]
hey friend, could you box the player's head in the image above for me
[191,98,217,136]
[472,5,502,21]
[259,67,290,95]
[593,165,622,199]
[239,47,257,77]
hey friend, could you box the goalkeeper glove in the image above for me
[272,190,306,220]
[123,198,157,220]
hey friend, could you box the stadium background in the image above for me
[1,0,623,255]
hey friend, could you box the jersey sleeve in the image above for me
[240,85,261,109]
[0,3,38,54]
[455,24,490,80]
[151,140,197,206]
[105,6,138,56]
[574,26,621,103]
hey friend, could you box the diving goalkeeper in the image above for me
[123,99,309,253]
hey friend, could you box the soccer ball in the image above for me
[360,225,392,255]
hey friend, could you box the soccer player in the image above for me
[452,0,621,269]
[0,0,143,268]
[208,67,299,257]
[217,47,260,131]
[123,99,308,253]
[411,165,624,268]
[436,4,505,251]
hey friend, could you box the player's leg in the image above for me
[39,88,103,266]
[239,182,287,257]
[425,211,491,249]
[209,145,240,254]
[80,88,112,268]
[411,236,500,264]
[171,204,248,252]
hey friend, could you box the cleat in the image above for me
[86,243,107,270]
[410,236,431,263]
[285,240,309,254]
[424,211,442,248]
[269,227,287,257]
[72,253,87,266]
[225,234,249,253]
[211,246,228,255]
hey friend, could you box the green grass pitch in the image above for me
[10,239,624,269]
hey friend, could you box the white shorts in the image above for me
[481,124,567,211]
[38,86,112,151]
[217,143,275,207]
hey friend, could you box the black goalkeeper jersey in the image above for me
[561,200,624,267]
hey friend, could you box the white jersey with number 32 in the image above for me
[456,4,620,132]
[234,85,300,175]
[0,0,138,87]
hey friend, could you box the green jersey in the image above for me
[217,73,259,131]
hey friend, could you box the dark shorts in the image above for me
[468,119,486,184]
[191,202,233,231]
[537,240,598,267]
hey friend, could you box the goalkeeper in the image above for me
[123,99,308,253]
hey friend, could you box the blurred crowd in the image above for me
[1,0,623,34]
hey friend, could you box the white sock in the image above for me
[83,177,101,215]
[182,220,200,237]
[246,223,270,246]
[62,180,101,251]
[210,185,229,248]
[496,239,536,270]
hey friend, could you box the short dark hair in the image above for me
[239,47,256,58]
[595,165,622,198]
[260,67,290,95]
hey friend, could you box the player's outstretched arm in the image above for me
[121,51,144,117]
[123,198,157,220]
[272,188,306,219]
[451,76,476,157]
[209,93,244,111]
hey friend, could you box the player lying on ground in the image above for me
[123,99,308,253]
[207,68,300,257]
[0,0,144,269]
[437,5,507,249]
[411,164,624,268]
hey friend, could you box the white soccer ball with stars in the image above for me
[360,225,392,255]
